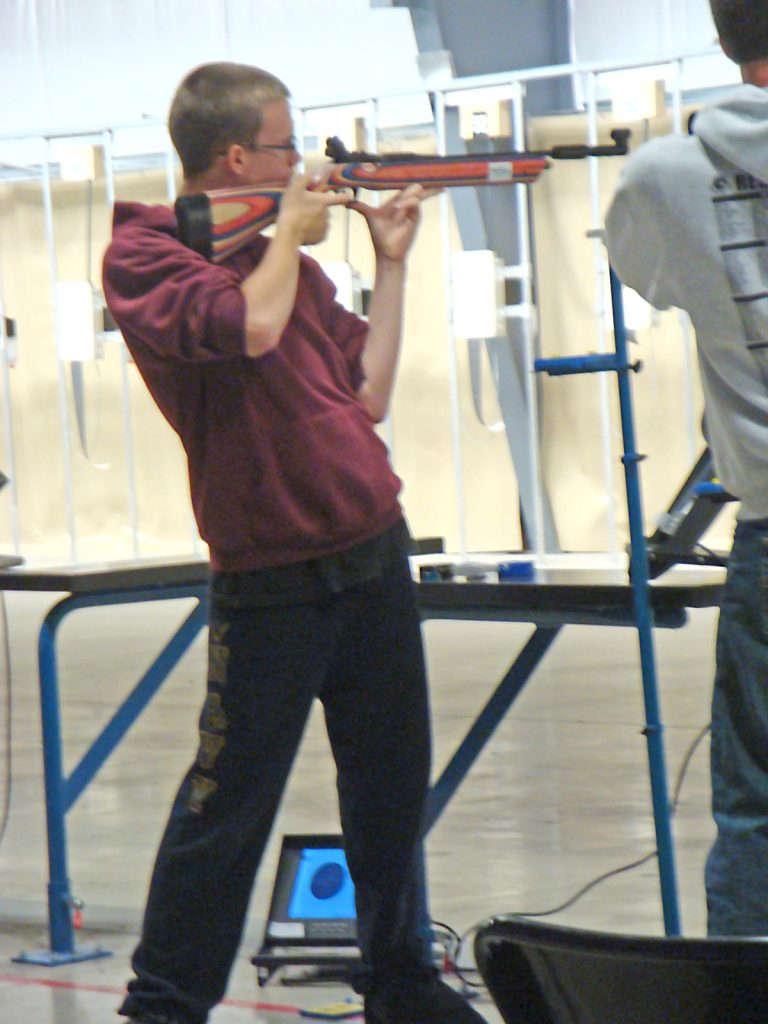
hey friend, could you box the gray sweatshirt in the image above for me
[606,84,768,521]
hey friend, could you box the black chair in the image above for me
[474,914,768,1024]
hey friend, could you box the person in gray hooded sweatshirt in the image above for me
[606,0,768,935]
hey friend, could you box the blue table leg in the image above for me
[13,585,209,965]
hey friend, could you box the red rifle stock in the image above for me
[175,130,630,263]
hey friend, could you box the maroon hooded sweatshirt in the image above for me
[102,201,403,572]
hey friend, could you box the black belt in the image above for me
[211,518,413,607]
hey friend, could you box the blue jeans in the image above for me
[119,554,431,1023]
[706,516,768,935]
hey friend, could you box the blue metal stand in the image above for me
[12,582,209,965]
[535,266,681,935]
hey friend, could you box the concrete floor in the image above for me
[0,578,719,1023]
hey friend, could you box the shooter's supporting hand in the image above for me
[350,184,440,262]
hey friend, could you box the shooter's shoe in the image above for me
[365,966,488,1024]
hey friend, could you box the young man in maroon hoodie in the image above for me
[103,62,487,1024]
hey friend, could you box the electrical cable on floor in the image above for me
[431,919,486,992]
[0,592,12,849]
[440,720,713,992]
[670,722,711,808]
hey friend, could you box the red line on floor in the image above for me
[0,975,122,996]
[0,973,301,1013]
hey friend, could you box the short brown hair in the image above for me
[169,62,290,179]
[710,0,768,64]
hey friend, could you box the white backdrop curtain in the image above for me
[572,0,717,63]
[2,0,742,141]
[1,0,426,138]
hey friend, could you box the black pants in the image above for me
[120,554,432,1024]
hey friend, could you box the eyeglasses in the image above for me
[243,138,299,155]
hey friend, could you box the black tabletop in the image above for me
[0,557,211,593]
[0,559,725,628]
[416,567,725,628]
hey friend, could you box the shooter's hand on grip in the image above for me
[275,171,350,247]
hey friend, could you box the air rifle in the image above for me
[175,129,630,263]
